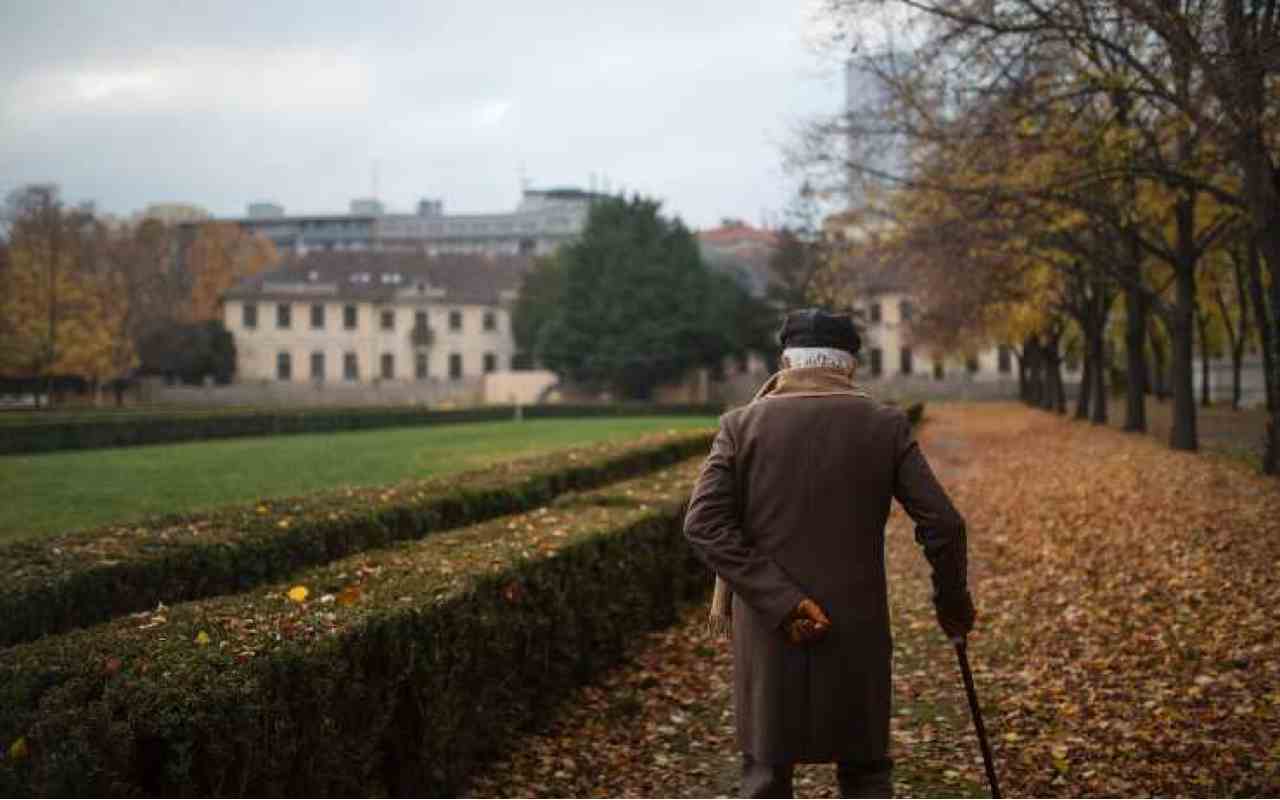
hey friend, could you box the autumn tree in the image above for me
[183,222,277,323]
[0,185,137,405]
[811,0,1278,465]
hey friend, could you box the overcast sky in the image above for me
[0,1,848,230]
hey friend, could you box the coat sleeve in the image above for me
[683,417,806,631]
[891,411,973,621]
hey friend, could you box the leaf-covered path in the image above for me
[466,404,1280,797]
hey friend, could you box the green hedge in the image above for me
[0,460,708,796]
[0,431,712,648]
[0,402,724,455]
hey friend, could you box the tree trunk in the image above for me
[1124,286,1148,430]
[1149,322,1169,401]
[1045,345,1066,413]
[1076,352,1092,420]
[1196,307,1212,407]
[1231,346,1243,411]
[1090,329,1108,425]
[1168,292,1199,451]
[1014,350,1027,402]
[1025,338,1044,408]
[1245,238,1276,412]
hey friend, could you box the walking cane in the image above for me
[952,636,1001,798]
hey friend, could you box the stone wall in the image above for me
[138,376,484,408]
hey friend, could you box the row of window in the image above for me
[243,303,498,333]
[864,346,1013,377]
[276,351,503,382]
[866,301,912,325]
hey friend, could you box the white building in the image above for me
[220,252,527,388]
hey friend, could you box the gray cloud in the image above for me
[0,0,842,228]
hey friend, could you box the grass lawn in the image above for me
[0,415,715,544]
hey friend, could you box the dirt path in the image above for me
[467,404,1280,797]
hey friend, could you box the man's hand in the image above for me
[936,591,977,640]
[782,597,831,646]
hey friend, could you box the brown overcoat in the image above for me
[683,370,969,764]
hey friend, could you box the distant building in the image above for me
[220,251,529,386]
[138,203,212,225]
[697,222,780,298]
[203,187,601,259]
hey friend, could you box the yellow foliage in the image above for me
[0,241,137,380]
[185,223,277,323]
[7,736,28,761]
[287,585,309,603]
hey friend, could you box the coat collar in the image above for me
[751,366,872,402]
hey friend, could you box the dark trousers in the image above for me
[741,753,894,798]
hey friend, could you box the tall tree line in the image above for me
[802,0,1279,473]
[0,185,277,405]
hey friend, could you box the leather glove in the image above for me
[781,597,831,646]
[935,590,977,640]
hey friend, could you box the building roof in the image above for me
[221,251,533,306]
[697,224,781,247]
[696,224,781,298]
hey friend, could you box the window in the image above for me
[483,353,497,373]
[900,347,914,375]
[380,309,395,331]
[869,303,881,324]
[869,348,883,377]
[416,352,429,380]
[343,352,358,381]
[310,352,325,381]
[343,305,358,330]
[276,303,291,329]
[933,359,945,380]
[415,310,428,329]
[381,353,394,380]
[449,353,463,380]
[483,310,496,332]
[900,301,913,322]
[998,345,1012,374]
[311,304,325,330]
[242,303,258,329]
[276,352,292,380]
[449,310,463,332]
[966,354,980,374]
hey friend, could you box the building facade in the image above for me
[221,252,528,390]
[205,188,598,259]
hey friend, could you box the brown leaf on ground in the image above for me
[465,404,1280,798]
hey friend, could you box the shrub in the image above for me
[0,461,709,797]
[0,403,724,455]
[0,430,712,647]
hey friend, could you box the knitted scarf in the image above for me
[706,366,872,638]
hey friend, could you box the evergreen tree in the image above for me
[529,195,755,399]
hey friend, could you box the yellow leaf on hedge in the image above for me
[336,586,362,607]
[277,518,290,529]
[256,505,269,515]
[195,630,211,646]
[287,585,309,603]
[8,736,28,761]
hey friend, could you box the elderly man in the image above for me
[683,308,975,798]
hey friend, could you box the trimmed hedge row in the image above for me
[0,402,724,454]
[0,430,712,648]
[0,460,709,796]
